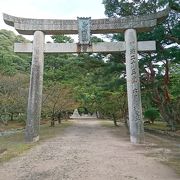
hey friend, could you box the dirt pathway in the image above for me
[0,119,179,180]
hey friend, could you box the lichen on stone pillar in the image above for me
[25,31,45,142]
[125,29,144,144]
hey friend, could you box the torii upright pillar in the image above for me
[25,31,45,142]
[125,29,144,143]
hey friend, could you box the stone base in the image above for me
[130,135,144,144]
[33,135,39,142]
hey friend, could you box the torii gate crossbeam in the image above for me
[3,9,168,35]
[14,41,156,53]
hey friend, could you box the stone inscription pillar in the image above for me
[125,29,144,144]
[25,31,45,142]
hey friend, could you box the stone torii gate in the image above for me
[3,9,168,143]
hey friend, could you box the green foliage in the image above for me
[102,0,180,127]
[44,34,128,122]
[144,108,160,123]
[0,121,72,162]
[0,29,31,75]
[51,35,74,43]
[103,0,167,17]
[0,73,29,124]
[91,36,104,43]
[42,83,78,123]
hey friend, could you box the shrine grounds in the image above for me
[0,119,180,180]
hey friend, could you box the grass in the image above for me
[165,156,180,176]
[144,121,171,131]
[0,121,25,131]
[146,140,180,176]
[100,119,115,127]
[102,119,180,176]
[39,121,73,141]
[0,120,73,163]
[0,132,33,163]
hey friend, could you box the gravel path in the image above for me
[0,119,179,180]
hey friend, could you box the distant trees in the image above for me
[42,83,78,126]
[0,29,31,75]
[0,73,28,124]
[0,30,30,125]
[95,90,127,126]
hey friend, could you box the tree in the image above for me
[51,35,74,43]
[103,0,180,129]
[0,73,28,124]
[97,89,127,126]
[144,108,160,124]
[0,29,31,75]
[42,83,78,126]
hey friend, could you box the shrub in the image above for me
[144,108,160,124]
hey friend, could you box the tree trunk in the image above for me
[50,104,56,127]
[112,114,118,126]
[57,112,62,124]
[159,103,176,131]
[50,118,55,127]
[10,113,14,121]
[50,114,55,127]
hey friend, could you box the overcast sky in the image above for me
[0,0,106,40]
